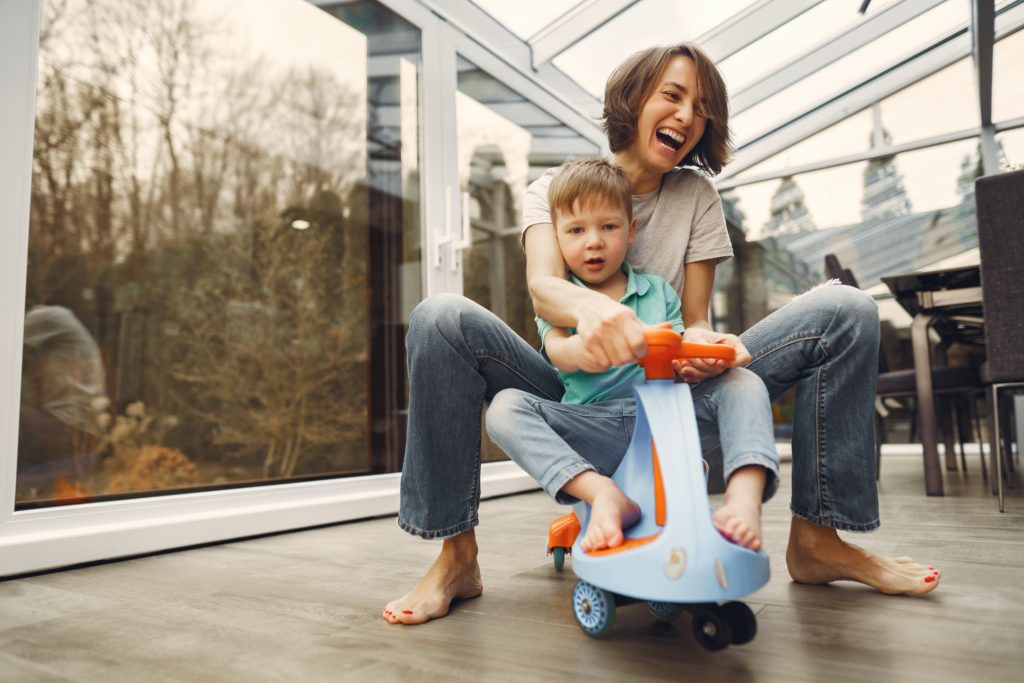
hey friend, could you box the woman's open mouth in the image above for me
[656,127,685,151]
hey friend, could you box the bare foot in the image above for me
[786,516,941,596]
[712,497,762,551]
[580,480,641,553]
[382,532,484,625]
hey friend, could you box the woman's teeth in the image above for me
[656,128,684,150]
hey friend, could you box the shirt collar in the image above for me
[567,262,649,303]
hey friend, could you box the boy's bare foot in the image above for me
[786,516,941,596]
[712,497,762,551]
[382,531,483,625]
[580,480,642,553]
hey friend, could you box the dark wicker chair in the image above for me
[976,169,1024,511]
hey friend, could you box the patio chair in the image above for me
[975,169,1024,512]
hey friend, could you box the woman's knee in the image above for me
[814,284,878,325]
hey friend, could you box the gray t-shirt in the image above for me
[522,165,733,295]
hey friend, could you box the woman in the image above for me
[382,43,939,626]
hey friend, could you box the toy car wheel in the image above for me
[647,601,684,621]
[690,608,733,651]
[722,601,757,645]
[572,580,616,638]
[552,547,566,571]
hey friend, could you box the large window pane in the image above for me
[723,138,981,292]
[993,28,1024,124]
[19,0,421,506]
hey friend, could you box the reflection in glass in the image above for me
[724,139,982,292]
[996,128,1024,170]
[19,0,421,506]
[454,58,599,462]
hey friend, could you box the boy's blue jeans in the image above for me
[397,284,880,540]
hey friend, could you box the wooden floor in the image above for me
[2,454,1023,682]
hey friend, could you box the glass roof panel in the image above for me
[878,57,977,145]
[718,0,901,95]
[731,0,967,146]
[552,0,758,98]
[472,0,582,40]
[993,28,1024,124]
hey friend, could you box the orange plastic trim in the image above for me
[585,532,660,556]
[652,442,666,527]
[636,328,736,380]
[547,512,581,552]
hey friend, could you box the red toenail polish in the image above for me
[402,610,413,615]
[924,576,936,583]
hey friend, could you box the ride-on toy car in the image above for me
[546,328,770,650]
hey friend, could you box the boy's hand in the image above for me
[574,297,648,371]
[672,327,751,383]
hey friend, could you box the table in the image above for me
[881,265,983,496]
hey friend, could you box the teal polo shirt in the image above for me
[537,263,685,405]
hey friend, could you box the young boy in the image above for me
[486,157,779,552]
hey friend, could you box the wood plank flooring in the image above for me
[1,454,1022,682]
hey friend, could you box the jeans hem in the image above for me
[396,515,479,540]
[790,507,880,532]
[551,462,599,505]
[723,453,781,503]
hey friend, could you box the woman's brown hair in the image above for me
[602,43,733,176]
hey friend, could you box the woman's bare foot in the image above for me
[712,497,762,551]
[382,531,483,625]
[786,516,941,596]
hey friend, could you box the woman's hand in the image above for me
[672,326,751,383]
[574,296,649,372]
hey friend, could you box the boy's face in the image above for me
[553,197,636,287]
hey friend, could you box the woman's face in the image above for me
[631,55,708,175]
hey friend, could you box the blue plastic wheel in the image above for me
[552,547,566,571]
[572,580,616,638]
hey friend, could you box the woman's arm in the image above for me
[674,259,752,382]
[524,223,647,370]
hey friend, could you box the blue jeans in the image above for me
[485,367,779,506]
[397,284,880,539]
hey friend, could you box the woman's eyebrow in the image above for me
[662,80,688,92]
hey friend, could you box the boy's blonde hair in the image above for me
[548,157,632,224]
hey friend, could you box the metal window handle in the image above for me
[434,187,453,268]
[451,190,471,272]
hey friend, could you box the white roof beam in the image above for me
[731,0,947,115]
[971,0,999,175]
[421,0,604,136]
[719,2,1024,181]
[528,0,641,68]
[697,0,825,62]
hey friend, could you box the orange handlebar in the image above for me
[637,327,736,380]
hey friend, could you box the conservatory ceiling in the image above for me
[423,0,1021,180]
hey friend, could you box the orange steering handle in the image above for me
[637,327,736,380]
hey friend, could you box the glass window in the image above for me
[731,0,966,146]
[719,0,901,94]
[553,0,757,97]
[19,0,422,506]
[993,28,1024,124]
[878,57,977,144]
[724,138,981,291]
[471,0,579,40]
[733,109,875,180]
[455,58,598,462]
[996,127,1024,171]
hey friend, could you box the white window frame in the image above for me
[2,0,601,577]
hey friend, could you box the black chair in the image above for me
[976,169,1024,512]
[824,254,983,479]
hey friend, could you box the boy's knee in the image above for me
[485,389,530,442]
[721,366,769,400]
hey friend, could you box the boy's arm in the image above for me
[542,326,621,374]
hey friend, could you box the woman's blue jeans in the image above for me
[397,284,880,539]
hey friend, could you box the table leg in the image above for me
[911,313,943,496]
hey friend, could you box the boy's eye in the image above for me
[602,223,618,230]
[569,226,584,234]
